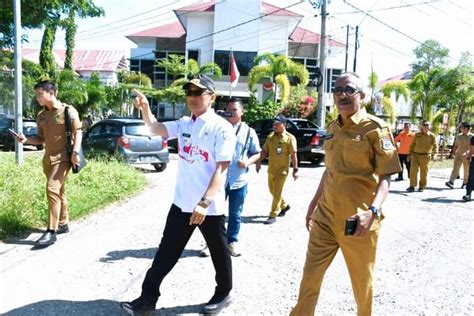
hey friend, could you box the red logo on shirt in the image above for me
[179,143,209,163]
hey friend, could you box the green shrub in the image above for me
[0,154,148,239]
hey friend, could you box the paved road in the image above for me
[0,155,472,315]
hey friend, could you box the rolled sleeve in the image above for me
[247,129,261,157]
[373,127,402,175]
[215,124,236,162]
[163,120,179,139]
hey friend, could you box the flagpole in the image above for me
[229,48,233,98]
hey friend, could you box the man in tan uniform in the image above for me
[291,72,401,316]
[407,120,437,192]
[256,115,298,225]
[446,122,471,189]
[18,80,82,246]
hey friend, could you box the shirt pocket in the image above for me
[342,139,372,171]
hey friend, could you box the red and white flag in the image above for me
[229,51,240,88]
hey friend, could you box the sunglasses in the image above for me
[422,124,430,127]
[185,90,211,97]
[332,86,360,96]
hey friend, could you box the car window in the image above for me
[125,123,154,136]
[104,123,121,136]
[252,120,262,131]
[88,124,103,137]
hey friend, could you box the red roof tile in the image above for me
[289,27,345,47]
[175,1,215,12]
[127,22,185,38]
[261,2,303,17]
[22,48,128,72]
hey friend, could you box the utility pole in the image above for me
[313,0,327,129]
[353,25,359,72]
[344,25,349,72]
[14,0,24,165]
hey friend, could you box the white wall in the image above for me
[130,38,156,60]
[213,0,261,52]
[185,13,215,64]
[258,17,298,54]
[79,70,117,85]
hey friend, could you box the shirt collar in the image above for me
[52,100,62,110]
[192,109,214,122]
[337,107,368,126]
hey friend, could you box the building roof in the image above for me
[22,48,128,72]
[377,71,412,86]
[289,27,345,47]
[174,0,302,17]
[127,22,186,38]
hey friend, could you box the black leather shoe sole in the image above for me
[202,295,232,314]
[36,231,57,245]
[120,302,154,316]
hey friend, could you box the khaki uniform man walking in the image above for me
[446,122,472,189]
[17,80,82,246]
[256,115,298,225]
[407,120,437,192]
[291,72,401,316]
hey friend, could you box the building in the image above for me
[22,48,128,85]
[125,0,345,117]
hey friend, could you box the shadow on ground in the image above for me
[100,248,202,262]
[240,215,268,224]
[3,299,204,315]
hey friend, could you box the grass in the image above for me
[0,153,148,240]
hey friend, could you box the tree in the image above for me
[39,14,60,76]
[411,40,449,75]
[247,52,309,105]
[85,72,106,113]
[57,69,88,116]
[408,67,445,122]
[156,54,223,83]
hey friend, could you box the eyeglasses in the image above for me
[185,90,211,97]
[422,124,430,127]
[332,86,360,96]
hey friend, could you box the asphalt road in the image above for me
[0,155,472,315]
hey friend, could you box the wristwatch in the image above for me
[369,206,381,220]
[72,150,80,156]
[197,197,212,208]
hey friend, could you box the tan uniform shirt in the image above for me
[454,133,472,158]
[313,108,401,231]
[37,101,81,165]
[409,131,437,155]
[263,131,297,175]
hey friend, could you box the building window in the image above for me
[153,50,203,86]
[326,68,342,93]
[214,50,256,76]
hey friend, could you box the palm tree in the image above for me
[408,68,444,121]
[247,52,309,105]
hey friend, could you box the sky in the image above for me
[22,0,473,84]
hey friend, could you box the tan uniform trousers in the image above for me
[409,154,430,189]
[291,220,379,316]
[449,156,470,184]
[268,173,289,218]
[44,161,71,230]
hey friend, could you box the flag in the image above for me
[229,51,240,88]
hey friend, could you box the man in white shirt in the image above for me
[121,75,236,315]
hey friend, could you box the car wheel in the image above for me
[153,163,167,172]
[36,144,44,150]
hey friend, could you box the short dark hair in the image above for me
[34,80,57,92]
[461,122,471,129]
[226,97,244,109]
[421,119,430,125]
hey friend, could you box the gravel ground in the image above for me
[0,155,472,315]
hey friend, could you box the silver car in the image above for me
[82,118,169,171]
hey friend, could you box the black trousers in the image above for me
[398,154,411,179]
[141,204,232,303]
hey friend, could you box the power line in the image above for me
[333,0,441,15]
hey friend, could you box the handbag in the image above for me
[64,106,87,173]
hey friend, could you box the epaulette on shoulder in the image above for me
[366,113,388,128]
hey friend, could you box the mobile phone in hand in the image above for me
[344,218,357,236]
[8,128,19,138]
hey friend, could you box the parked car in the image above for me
[82,118,169,171]
[157,117,178,153]
[250,117,328,165]
[0,117,44,151]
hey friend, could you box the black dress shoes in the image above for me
[278,205,291,217]
[202,294,232,314]
[57,224,69,234]
[120,297,155,315]
[36,230,57,245]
